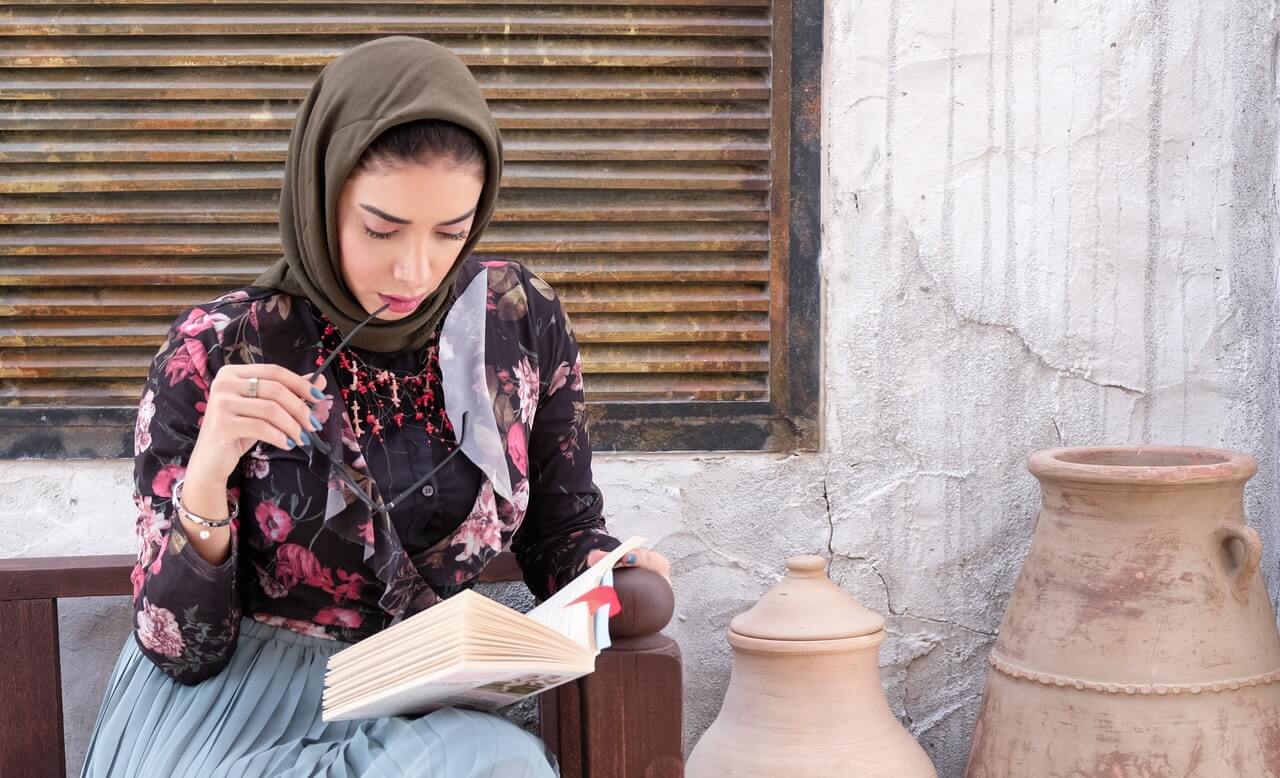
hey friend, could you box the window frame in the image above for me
[0,0,821,458]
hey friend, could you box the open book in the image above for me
[321,536,648,721]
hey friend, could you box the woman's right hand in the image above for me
[188,364,329,480]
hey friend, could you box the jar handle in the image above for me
[1216,523,1263,604]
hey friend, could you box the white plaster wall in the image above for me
[821,0,1280,773]
[4,2,1280,776]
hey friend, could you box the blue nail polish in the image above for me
[299,431,311,446]
[310,386,325,400]
[625,553,637,565]
[310,413,322,431]
[285,438,295,449]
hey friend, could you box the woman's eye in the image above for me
[441,231,469,242]
[363,226,395,240]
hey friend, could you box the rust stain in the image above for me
[1,6,806,449]
[1080,751,1174,778]
[1261,722,1280,774]
[794,86,820,146]
[1066,533,1182,628]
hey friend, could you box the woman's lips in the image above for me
[377,293,426,313]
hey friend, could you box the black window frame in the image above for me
[0,0,821,459]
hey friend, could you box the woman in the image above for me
[81,36,670,778]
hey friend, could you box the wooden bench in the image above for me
[0,552,683,778]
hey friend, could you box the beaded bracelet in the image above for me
[172,476,239,540]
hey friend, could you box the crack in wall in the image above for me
[908,694,981,738]
[822,473,835,557]
[903,227,1148,396]
[842,553,998,638]
[845,554,899,615]
[901,613,998,639]
[674,524,780,582]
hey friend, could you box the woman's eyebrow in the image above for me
[359,203,411,224]
[436,206,477,227]
[359,202,476,227]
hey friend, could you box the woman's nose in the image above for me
[394,241,438,288]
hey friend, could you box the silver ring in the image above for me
[247,376,259,399]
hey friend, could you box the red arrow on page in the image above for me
[570,585,622,618]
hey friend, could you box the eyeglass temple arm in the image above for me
[304,302,392,386]
[298,301,465,514]
[313,405,469,515]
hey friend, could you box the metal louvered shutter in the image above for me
[0,0,820,456]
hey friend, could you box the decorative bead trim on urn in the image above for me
[988,651,1280,695]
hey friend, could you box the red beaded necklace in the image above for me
[312,311,457,448]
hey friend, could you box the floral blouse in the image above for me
[131,257,621,684]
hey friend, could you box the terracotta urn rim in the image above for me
[1028,445,1257,486]
[727,629,886,654]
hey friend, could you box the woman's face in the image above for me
[335,160,485,320]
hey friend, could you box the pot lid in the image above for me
[730,555,886,641]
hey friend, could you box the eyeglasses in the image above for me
[300,301,469,522]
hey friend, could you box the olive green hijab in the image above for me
[253,36,504,353]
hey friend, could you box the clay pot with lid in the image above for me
[687,555,936,777]
[966,445,1280,775]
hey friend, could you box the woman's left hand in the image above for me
[588,547,672,587]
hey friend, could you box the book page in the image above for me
[526,536,647,651]
[323,665,591,721]
[440,668,593,711]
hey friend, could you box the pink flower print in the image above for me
[134,388,156,455]
[252,613,333,639]
[275,543,332,591]
[513,358,539,426]
[151,464,185,499]
[496,479,527,526]
[164,338,210,391]
[546,361,572,398]
[130,563,146,601]
[331,570,366,602]
[315,606,364,629]
[255,499,293,543]
[468,483,495,521]
[245,446,270,479]
[507,422,528,476]
[135,495,171,552]
[510,478,530,514]
[212,290,250,305]
[455,486,501,563]
[177,307,230,337]
[358,518,375,545]
[256,562,289,598]
[452,484,500,561]
[311,392,334,425]
[136,598,184,658]
[454,519,502,562]
[570,352,584,392]
[148,533,169,575]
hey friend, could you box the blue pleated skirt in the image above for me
[80,615,559,778]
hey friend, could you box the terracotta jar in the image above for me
[967,446,1280,776]
[687,555,936,777]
